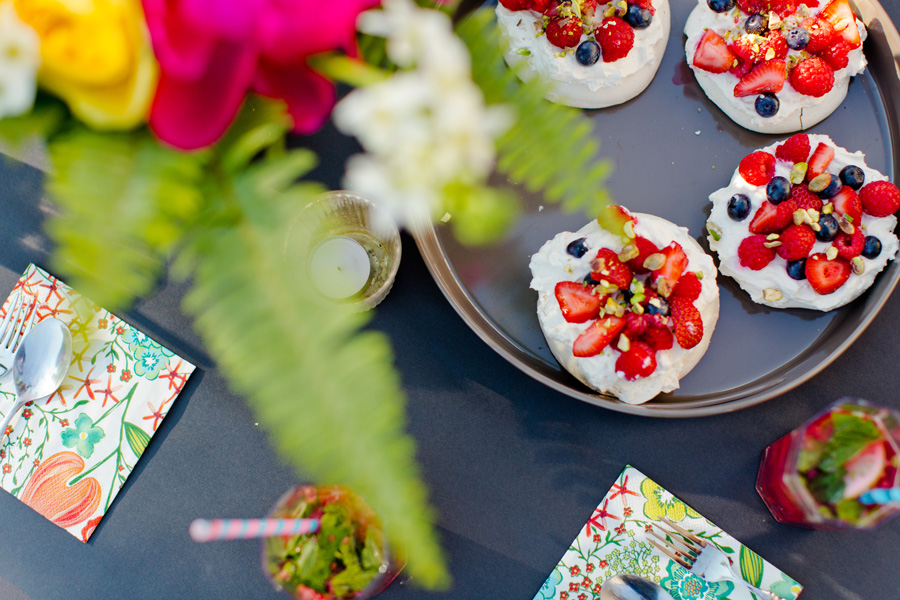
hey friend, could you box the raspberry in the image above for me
[833,228,865,259]
[764,30,789,60]
[789,184,823,211]
[776,224,816,260]
[820,39,851,70]
[789,57,835,97]
[738,235,777,270]
[546,16,584,49]
[640,326,674,351]
[859,180,900,217]
[739,151,776,186]
[775,134,811,163]
[802,17,835,54]
[595,16,634,62]
[615,341,657,381]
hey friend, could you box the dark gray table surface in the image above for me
[3,3,900,598]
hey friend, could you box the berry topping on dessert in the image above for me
[497,0,671,108]
[684,0,867,133]
[530,210,719,404]
[707,135,899,310]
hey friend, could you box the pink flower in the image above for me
[141,0,380,150]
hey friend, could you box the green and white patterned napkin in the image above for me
[0,264,196,541]
[533,465,803,600]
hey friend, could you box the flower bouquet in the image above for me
[0,0,614,587]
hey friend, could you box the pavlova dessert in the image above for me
[707,134,899,310]
[530,208,719,404]
[685,0,867,133]
[497,0,670,108]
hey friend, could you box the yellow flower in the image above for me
[13,0,157,129]
[640,478,702,522]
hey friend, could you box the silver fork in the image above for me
[0,291,37,379]
[648,518,785,600]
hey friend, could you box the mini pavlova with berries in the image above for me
[685,0,867,133]
[707,134,899,310]
[530,208,719,404]
[496,0,670,108]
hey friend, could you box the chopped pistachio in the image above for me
[763,288,783,302]
[516,48,531,56]
[631,293,646,305]
[617,334,631,352]
[623,220,636,240]
[838,214,855,234]
[790,162,808,184]
[822,202,834,214]
[618,244,639,263]
[807,208,820,223]
[707,222,722,242]
[643,253,666,271]
[808,173,832,193]
[852,256,865,274]
[656,279,672,298]
[793,208,807,226]
[632,303,645,315]
[766,233,781,241]
[695,271,703,280]
[764,240,783,248]
[826,245,839,260]
[768,12,782,28]
[765,47,776,60]
[811,222,822,232]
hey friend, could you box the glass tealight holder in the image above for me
[288,191,401,311]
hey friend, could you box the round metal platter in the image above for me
[413,0,900,416]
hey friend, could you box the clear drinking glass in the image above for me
[756,398,900,530]
[287,191,401,311]
[261,485,403,600]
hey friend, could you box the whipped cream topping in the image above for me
[707,135,899,311]
[530,213,719,404]
[497,1,670,109]
[684,0,867,133]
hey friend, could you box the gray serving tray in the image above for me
[414,0,900,416]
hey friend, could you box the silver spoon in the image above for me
[0,318,72,441]
[601,574,676,600]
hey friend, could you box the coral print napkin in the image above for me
[0,264,195,542]
[533,466,803,600]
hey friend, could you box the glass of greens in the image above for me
[756,398,900,529]
[262,485,402,599]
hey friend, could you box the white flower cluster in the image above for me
[0,1,40,119]
[333,0,512,229]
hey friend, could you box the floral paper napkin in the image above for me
[0,264,195,542]
[533,466,803,600]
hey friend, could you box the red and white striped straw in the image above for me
[189,518,320,542]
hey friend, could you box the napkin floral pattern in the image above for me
[534,466,803,600]
[0,264,195,541]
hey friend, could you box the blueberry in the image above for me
[862,236,883,259]
[839,165,865,190]
[785,26,810,50]
[766,176,791,204]
[567,237,589,257]
[575,40,601,66]
[624,4,652,28]
[745,13,767,34]
[817,175,842,199]
[754,93,780,118]
[727,193,752,221]
[786,258,807,280]
[815,214,840,242]
[646,298,670,317]
[584,272,601,286]
[706,0,735,11]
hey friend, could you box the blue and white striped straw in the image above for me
[858,488,900,505]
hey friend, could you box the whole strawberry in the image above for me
[595,16,634,62]
[615,341,657,381]
[790,57,835,97]
[859,180,900,217]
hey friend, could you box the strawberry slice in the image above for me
[573,316,626,357]
[748,200,794,234]
[733,60,786,97]
[693,30,737,74]
[591,248,633,289]
[806,142,835,181]
[843,441,887,500]
[615,341,657,381]
[668,297,704,350]
[805,252,851,294]
[555,281,604,323]
[650,242,688,297]
[830,186,863,224]
[819,0,862,49]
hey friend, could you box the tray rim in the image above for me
[413,0,900,418]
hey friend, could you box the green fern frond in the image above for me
[456,9,615,225]
[44,126,208,309]
[183,154,449,588]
